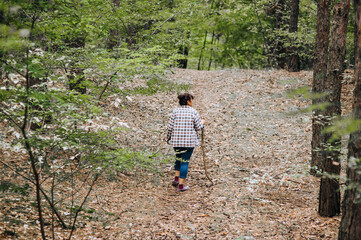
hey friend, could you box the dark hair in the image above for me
[178,93,194,106]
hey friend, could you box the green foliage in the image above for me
[289,85,361,145]
[0,1,185,237]
[324,117,361,142]
[179,0,319,69]
[101,148,163,172]
[287,86,330,100]
[0,0,357,237]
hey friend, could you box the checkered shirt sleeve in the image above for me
[166,106,204,147]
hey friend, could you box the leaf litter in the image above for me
[1,68,355,239]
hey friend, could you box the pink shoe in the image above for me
[177,185,190,192]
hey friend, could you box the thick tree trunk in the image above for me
[287,0,300,72]
[338,0,361,238]
[266,0,287,69]
[311,0,331,175]
[318,1,349,217]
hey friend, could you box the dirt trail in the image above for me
[74,69,341,240]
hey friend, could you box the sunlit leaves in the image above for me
[287,86,330,101]
[324,117,361,142]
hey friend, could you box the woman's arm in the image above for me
[193,111,204,131]
[166,112,175,143]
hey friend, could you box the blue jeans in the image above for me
[174,147,194,179]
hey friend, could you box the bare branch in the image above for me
[0,159,35,184]
[67,174,100,240]
[0,158,68,228]
[98,71,118,101]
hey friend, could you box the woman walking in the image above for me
[166,93,205,192]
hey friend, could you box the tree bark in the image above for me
[318,0,349,217]
[266,0,287,69]
[338,0,361,238]
[198,31,208,70]
[208,31,215,70]
[311,0,331,176]
[287,0,300,72]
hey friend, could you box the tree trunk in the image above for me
[198,31,208,70]
[338,0,361,238]
[276,0,287,69]
[25,47,46,240]
[177,46,188,69]
[287,0,300,72]
[266,0,287,69]
[311,0,331,176]
[318,0,349,217]
[208,31,215,70]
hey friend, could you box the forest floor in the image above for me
[73,68,354,240]
[2,68,355,239]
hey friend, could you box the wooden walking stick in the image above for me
[201,129,213,186]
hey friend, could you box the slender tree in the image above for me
[287,0,300,72]
[208,31,215,70]
[198,31,208,70]
[338,0,361,238]
[318,0,350,217]
[311,0,332,175]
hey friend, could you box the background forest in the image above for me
[1,0,361,239]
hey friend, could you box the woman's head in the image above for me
[178,93,194,106]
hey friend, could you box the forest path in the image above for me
[76,69,341,240]
[157,69,328,239]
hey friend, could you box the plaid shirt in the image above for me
[166,105,204,147]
